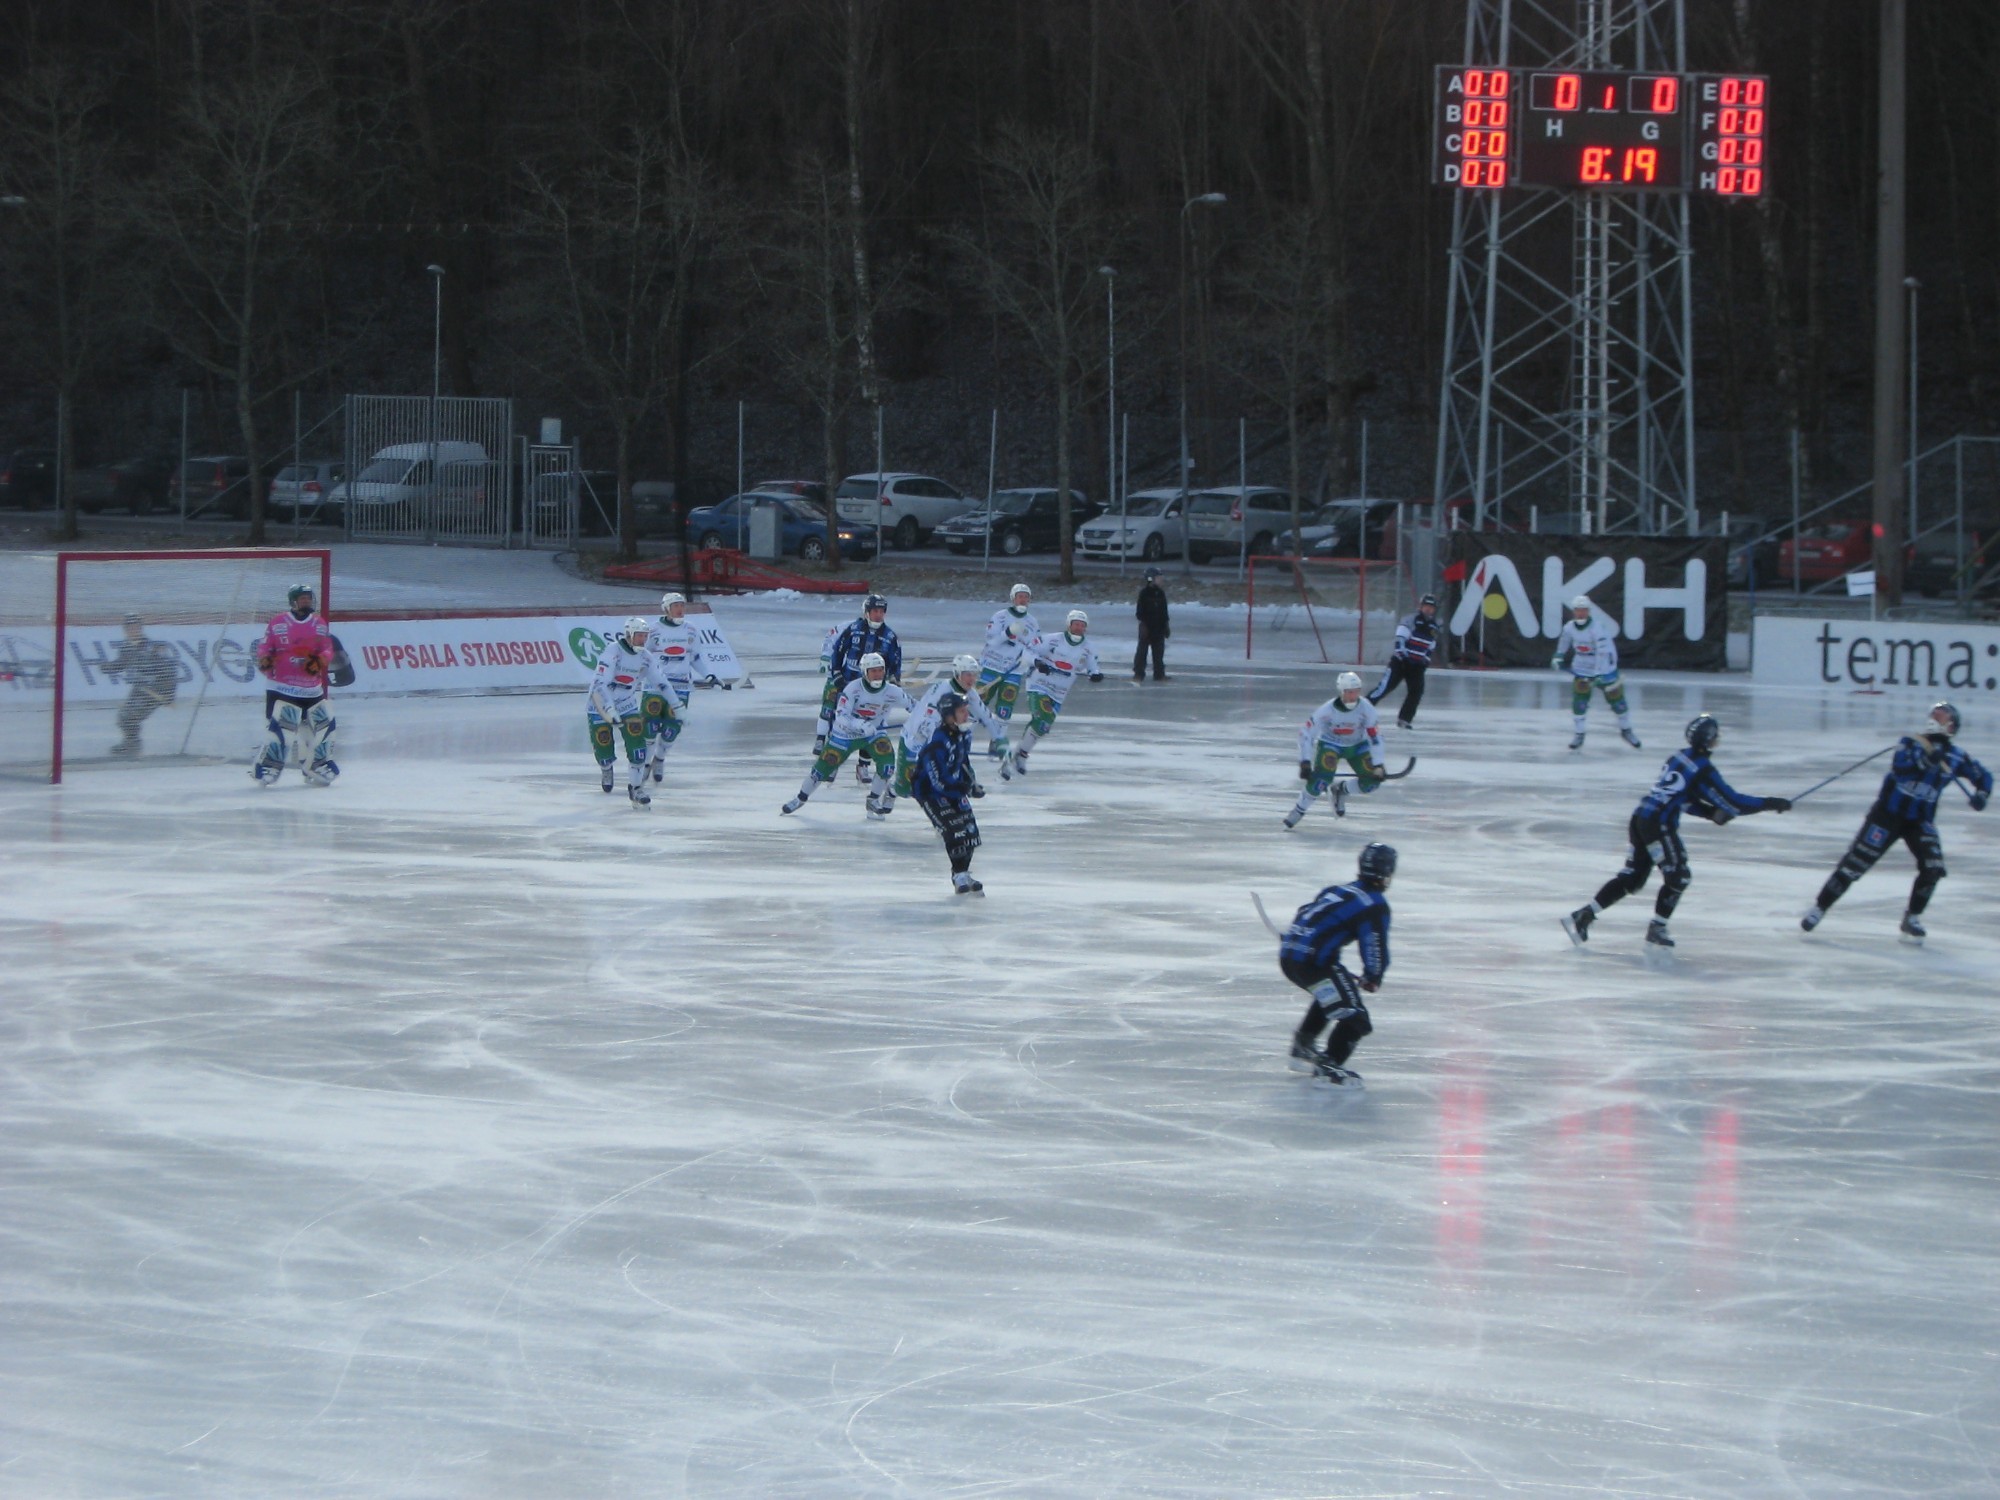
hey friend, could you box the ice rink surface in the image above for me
[4,565,1999,1497]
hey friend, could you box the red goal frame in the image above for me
[50,548,332,784]
[1243,554,1395,664]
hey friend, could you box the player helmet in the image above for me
[1336,671,1363,696]
[1418,593,1438,611]
[1570,594,1593,616]
[951,652,980,683]
[1926,702,1961,737]
[659,591,687,619]
[859,651,887,681]
[1685,713,1721,752]
[1357,842,1398,887]
[863,593,888,615]
[935,690,969,726]
[1009,583,1032,608]
[621,616,650,645]
[1143,567,1161,581]
[1066,609,1088,634]
[287,583,316,613]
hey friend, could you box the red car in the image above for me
[1776,518,1871,584]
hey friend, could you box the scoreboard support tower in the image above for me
[1432,0,1700,537]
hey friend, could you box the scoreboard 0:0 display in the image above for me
[1433,66,1768,198]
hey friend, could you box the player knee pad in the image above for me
[590,721,616,763]
[813,744,844,782]
[270,701,304,735]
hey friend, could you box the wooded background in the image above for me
[1,0,1994,549]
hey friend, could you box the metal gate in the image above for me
[523,443,578,548]
[343,395,514,545]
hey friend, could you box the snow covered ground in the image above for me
[3,547,1997,1497]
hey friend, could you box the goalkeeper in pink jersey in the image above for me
[252,582,338,787]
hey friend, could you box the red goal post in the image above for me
[26,549,333,784]
[1243,554,1400,666]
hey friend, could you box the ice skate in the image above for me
[999,756,1013,782]
[252,758,282,787]
[651,757,664,784]
[1800,906,1824,933]
[1396,719,1416,732]
[600,763,615,793]
[1620,726,1643,749]
[1569,731,1586,751]
[1646,918,1675,948]
[1287,1041,1323,1073]
[1011,748,1030,778]
[1312,1060,1364,1090]
[1282,806,1306,830]
[865,797,888,821]
[628,782,651,809]
[952,871,984,897]
[1899,911,1926,944]
[1330,781,1348,818]
[1561,907,1594,946]
[781,793,807,815]
[111,738,140,759]
[303,759,339,788]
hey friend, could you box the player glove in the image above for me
[1549,654,1564,672]
[968,784,986,799]
[1298,760,1312,781]
[300,651,327,678]
[1970,790,1989,812]
[1359,975,1381,994]
[1765,797,1792,813]
[1088,672,1103,683]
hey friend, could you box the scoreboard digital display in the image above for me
[1434,66,1768,198]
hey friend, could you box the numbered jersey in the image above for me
[979,607,1041,675]
[1281,880,1391,981]
[832,677,916,741]
[1299,696,1382,763]
[589,638,652,717]
[1025,631,1100,706]
[1556,618,1619,679]
[1634,749,1768,831]
[903,678,1003,754]
[256,611,333,696]
[646,618,717,705]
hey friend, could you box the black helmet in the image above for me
[864,593,888,614]
[1418,593,1438,610]
[1685,714,1720,752]
[935,690,968,725]
[1357,842,1397,887]
[1144,567,1160,581]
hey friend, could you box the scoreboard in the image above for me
[1433,66,1767,197]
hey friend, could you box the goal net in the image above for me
[1244,555,1404,668]
[0,549,332,784]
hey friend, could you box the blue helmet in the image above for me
[1357,842,1397,887]
[1685,714,1720,752]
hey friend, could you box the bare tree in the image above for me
[955,125,1111,585]
[516,120,714,562]
[140,59,334,544]
[0,64,124,541]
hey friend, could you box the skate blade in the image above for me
[1560,916,1586,948]
[1311,1068,1364,1091]
[1898,932,1925,947]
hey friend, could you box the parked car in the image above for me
[1074,487,1190,562]
[266,459,350,523]
[1184,485,1294,564]
[73,454,177,514]
[752,478,828,509]
[1722,516,1784,586]
[327,441,491,527]
[0,448,59,508]
[833,471,970,550]
[1276,498,1398,559]
[934,488,1097,556]
[1775,517,1872,584]
[1905,529,1988,597]
[169,456,253,519]
[686,491,878,561]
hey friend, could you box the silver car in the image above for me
[1074,487,1190,563]
[267,459,349,522]
[1184,486,1294,564]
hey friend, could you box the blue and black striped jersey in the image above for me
[1280,881,1391,981]
[1874,737,1992,823]
[828,618,902,684]
[1633,749,1770,831]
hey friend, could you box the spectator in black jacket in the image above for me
[1134,568,1170,682]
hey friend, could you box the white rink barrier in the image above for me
[1752,616,2000,699]
[5,605,746,705]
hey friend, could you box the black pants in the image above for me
[1133,624,1166,680]
[116,686,174,739]
[1366,658,1427,723]
[919,794,981,872]
[1592,812,1689,920]
[1281,954,1374,1066]
[1816,808,1944,915]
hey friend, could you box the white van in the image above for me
[334,441,491,525]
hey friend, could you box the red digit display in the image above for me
[1434,66,1513,189]
[1519,69,1685,190]
[1692,73,1769,198]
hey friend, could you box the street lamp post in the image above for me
[1905,275,1920,548]
[1178,193,1226,576]
[426,264,444,542]
[1100,265,1118,575]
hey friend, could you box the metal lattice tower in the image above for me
[1432,0,1697,535]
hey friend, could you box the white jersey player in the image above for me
[1550,595,1639,751]
[883,655,1005,813]
[782,653,917,817]
[643,592,724,783]
[588,618,655,806]
[974,582,1041,754]
[1004,610,1103,780]
[1285,671,1387,827]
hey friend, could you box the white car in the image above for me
[1074,487,1191,563]
[833,471,970,550]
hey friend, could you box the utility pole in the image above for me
[1869,0,1908,607]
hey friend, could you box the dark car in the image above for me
[1905,530,1988,598]
[934,488,1097,556]
[74,455,177,514]
[686,491,878,561]
[169,456,253,519]
[0,448,58,509]
[1724,516,1784,587]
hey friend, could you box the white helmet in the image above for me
[659,591,686,617]
[951,653,980,678]
[1336,671,1363,694]
[859,651,886,679]
[1009,582,1032,603]
[1066,609,1088,633]
[622,616,650,643]
[1570,595,1593,614]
